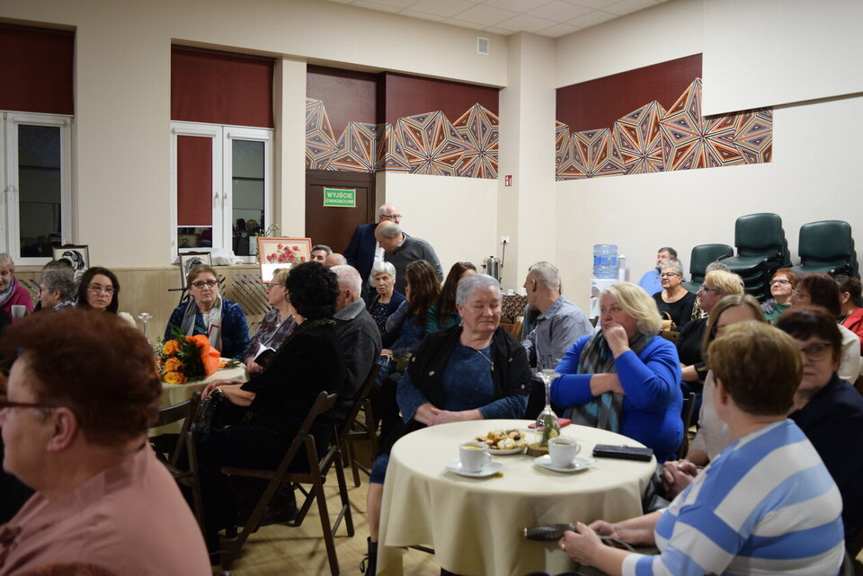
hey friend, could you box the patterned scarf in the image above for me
[0,277,18,309]
[565,331,654,433]
[180,295,223,353]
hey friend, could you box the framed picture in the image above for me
[257,237,311,283]
[52,245,89,273]
[179,252,212,284]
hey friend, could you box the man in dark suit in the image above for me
[344,203,401,300]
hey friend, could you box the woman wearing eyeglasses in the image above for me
[164,264,250,360]
[761,268,796,323]
[240,268,297,374]
[75,267,136,328]
[652,262,696,331]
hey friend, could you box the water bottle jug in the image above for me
[593,244,618,279]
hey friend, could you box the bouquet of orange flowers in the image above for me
[157,329,224,385]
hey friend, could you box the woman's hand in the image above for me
[662,459,699,499]
[414,403,442,425]
[603,324,631,358]
[245,356,263,374]
[201,379,243,399]
[429,408,482,426]
[589,520,621,540]
[589,373,625,396]
[559,523,604,566]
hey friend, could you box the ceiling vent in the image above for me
[477,37,489,55]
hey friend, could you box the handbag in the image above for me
[659,311,675,332]
[192,387,245,439]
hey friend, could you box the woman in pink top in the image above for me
[0,253,34,319]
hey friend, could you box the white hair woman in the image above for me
[652,261,696,330]
[551,281,683,462]
[366,260,405,347]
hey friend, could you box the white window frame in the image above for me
[1,112,73,265]
[170,122,272,263]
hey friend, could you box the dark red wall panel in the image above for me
[382,72,499,125]
[0,24,74,115]
[307,66,378,137]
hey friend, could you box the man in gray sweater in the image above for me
[374,222,443,294]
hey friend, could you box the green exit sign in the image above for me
[323,188,356,207]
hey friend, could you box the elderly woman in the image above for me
[551,282,682,462]
[37,268,76,312]
[0,309,210,574]
[661,294,767,499]
[792,272,860,381]
[240,268,296,375]
[837,275,863,354]
[363,274,532,574]
[0,253,33,318]
[366,261,405,348]
[761,267,796,323]
[778,307,863,552]
[425,261,477,334]
[652,261,695,331]
[74,267,136,327]
[559,322,845,576]
[164,264,250,361]
[197,262,346,559]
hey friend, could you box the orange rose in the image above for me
[163,371,186,385]
[164,357,184,373]
[188,335,210,348]
[162,340,181,355]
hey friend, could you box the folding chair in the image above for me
[677,392,697,459]
[150,392,204,530]
[345,364,383,487]
[219,392,344,575]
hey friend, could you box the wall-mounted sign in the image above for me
[323,187,356,207]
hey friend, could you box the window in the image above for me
[170,122,272,261]
[0,112,72,262]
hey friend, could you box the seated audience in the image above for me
[241,268,296,374]
[551,282,683,462]
[32,260,74,313]
[661,294,767,499]
[324,252,347,268]
[558,321,845,576]
[425,261,476,334]
[74,267,136,327]
[0,309,211,575]
[792,272,860,381]
[651,261,695,330]
[778,307,863,553]
[37,268,76,312]
[309,244,332,263]
[637,246,679,296]
[365,261,405,347]
[761,268,796,323]
[164,264,250,360]
[837,274,863,353]
[0,252,33,318]
[197,262,346,560]
[363,274,531,575]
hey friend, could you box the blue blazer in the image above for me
[344,222,377,285]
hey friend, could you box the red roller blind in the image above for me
[177,135,213,226]
[171,47,274,128]
[0,24,74,115]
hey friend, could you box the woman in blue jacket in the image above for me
[551,281,683,462]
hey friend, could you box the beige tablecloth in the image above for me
[377,419,655,576]
[154,364,248,434]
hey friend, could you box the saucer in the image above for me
[533,455,592,474]
[445,459,504,478]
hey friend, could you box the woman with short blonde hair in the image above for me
[0,252,34,319]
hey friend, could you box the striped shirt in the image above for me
[624,419,844,576]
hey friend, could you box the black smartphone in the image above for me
[592,444,654,461]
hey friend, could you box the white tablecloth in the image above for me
[377,419,655,576]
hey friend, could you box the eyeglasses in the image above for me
[191,280,218,289]
[380,213,402,222]
[87,283,115,295]
[0,399,58,415]
[267,283,285,290]
[659,272,680,278]
[771,279,791,285]
[700,286,720,294]
[799,342,832,361]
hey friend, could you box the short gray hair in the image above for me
[705,261,729,273]
[331,265,362,297]
[41,268,76,301]
[659,261,683,277]
[456,273,500,306]
[312,244,332,255]
[377,222,401,239]
[370,261,396,280]
[528,261,560,290]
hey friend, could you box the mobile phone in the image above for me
[592,444,653,461]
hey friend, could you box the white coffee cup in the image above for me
[10,305,26,320]
[548,437,581,467]
[459,441,491,473]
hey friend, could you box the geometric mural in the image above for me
[556,79,773,180]
[306,99,499,179]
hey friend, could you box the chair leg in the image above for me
[222,478,283,570]
[333,453,354,537]
[314,478,340,576]
[349,439,362,488]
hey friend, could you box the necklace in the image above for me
[471,345,494,372]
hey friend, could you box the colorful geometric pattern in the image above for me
[305,99,499,179]
[556,79,773,180]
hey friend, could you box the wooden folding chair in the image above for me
[677,392,697,459]
[150,392,204,530]
[219,392,344,575]
[344,365,382,487]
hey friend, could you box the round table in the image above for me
[154,364,248,434]
[377,419,655,576]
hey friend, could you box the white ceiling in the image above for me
[327,0,668,38]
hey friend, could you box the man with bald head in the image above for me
[344,203,403,300]
[374,222,443,295]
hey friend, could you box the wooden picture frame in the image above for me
[52,245,89,273]
[178,252,213,285]
[257,237,312,283]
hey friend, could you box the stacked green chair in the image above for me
[682,243,734,294]
[789,220,858,278]
[718,213,791,301]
